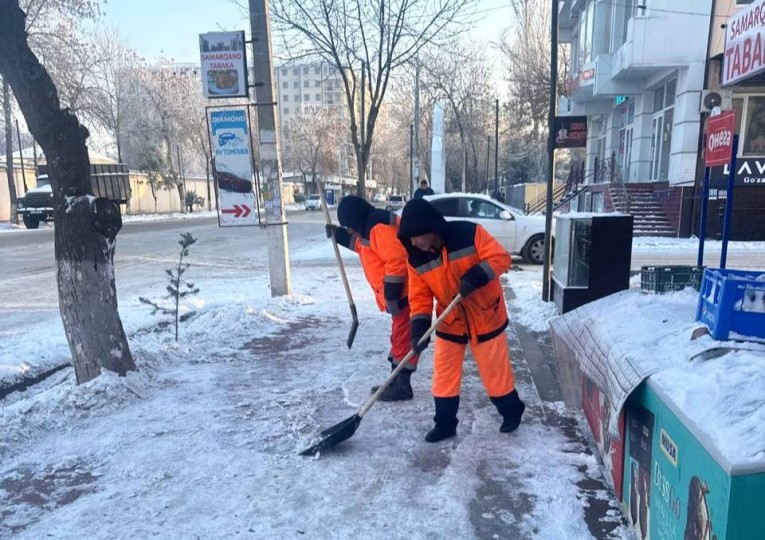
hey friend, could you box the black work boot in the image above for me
[370,356,394,393]
[491,390,526,433]
[425,396,459,442]
[379,366,414,401]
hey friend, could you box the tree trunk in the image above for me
[0,0,135,384]
[3,79,18,224]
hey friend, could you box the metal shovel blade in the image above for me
[299,414,362,456]
[346,315,359,350]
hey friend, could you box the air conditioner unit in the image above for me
[700,89,733,113]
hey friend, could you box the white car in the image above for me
[421,193,550,264]
[305,194,322,211]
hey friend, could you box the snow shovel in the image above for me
[299,294,463,456]
[319,184,359,349]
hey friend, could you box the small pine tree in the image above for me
[140,233,200,341]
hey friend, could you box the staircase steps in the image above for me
[609,187,676,237]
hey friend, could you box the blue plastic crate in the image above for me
[696,268,765,341]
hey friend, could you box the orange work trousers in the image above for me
[390,305,418,369]
[432,334,515,398]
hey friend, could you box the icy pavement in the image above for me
[0,248,631,538]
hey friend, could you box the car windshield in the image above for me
[390,196,402,202]
[308,195,319,200]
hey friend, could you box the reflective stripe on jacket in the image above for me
[407,222,511,343]
[341,211,409,313]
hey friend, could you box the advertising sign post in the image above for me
[207,107,259,227]
[720,136,739,269]
[699,111,736,266]
[199,31,249,99]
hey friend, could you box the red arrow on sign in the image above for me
[221,204,252,218]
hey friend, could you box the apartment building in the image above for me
[274,62,350,126]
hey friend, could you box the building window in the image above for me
[315,80,321,87]
[743,96,765,155]
[283,94,289,102]
[618,102,636,180]
[649,79,676,181]
[303,67,309,75]
[314,66,322,74]
[295,94,300,101]
[304,93,310,101]
[282,69,289,75]
[282,82,288,89]
[284,107,290,114]
[315,93,321,101]
[293,68,298,75]
[293,82,299,89]
[303,80,310,88]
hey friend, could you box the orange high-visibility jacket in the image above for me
[337,211,409,313]
[402,220,511,344]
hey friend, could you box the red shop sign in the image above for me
[705,111,736,168]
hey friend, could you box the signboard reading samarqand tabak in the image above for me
[199,31,248,98]
[209,108,258,227]
[723,2,765,86]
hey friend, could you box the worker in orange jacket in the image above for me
[326,195,418,401]
[397,198,525,442]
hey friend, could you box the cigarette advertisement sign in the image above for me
[199,31,248,98]
[723,2,765,85]
[209,108,258,227]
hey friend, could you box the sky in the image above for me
[102,0,512,67]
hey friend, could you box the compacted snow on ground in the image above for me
[1,237,625,539]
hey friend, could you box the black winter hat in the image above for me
[397,198,448,240]
[337,195,375,233]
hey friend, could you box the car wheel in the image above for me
[22,214,40,229]
[385,205,393,211]
[523,234,545,265]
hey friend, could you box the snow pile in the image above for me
[504,267,558,332]
[651,350,765,467]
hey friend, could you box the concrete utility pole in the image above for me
[542,0,559,302]
[248,0,291,296]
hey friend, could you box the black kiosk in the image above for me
[552,213,633,314]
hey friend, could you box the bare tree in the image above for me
[268,0,476,198]
[422,42,493,192]
[2,0,103,222]
[283,108,344,191]
[0,0,135,384]
[499,0,569,180]
[90,29,144,163]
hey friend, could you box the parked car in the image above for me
[305,194,322,211]
[418,193,550,264]
[372,194,385,203]
[385,195,406,211]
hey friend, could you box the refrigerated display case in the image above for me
[552,214,633,313]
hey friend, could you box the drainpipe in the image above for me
[691,0,719,237]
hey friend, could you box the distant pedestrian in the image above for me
[325,195,419,401]
[413,179,435,199]
[397,198,525,442]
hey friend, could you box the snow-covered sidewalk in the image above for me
[0,258,632,539]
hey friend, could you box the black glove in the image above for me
[410,317,431,354]
[459,263,492,298]
[325,224,338,239]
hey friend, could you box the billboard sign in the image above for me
[199,31,248,98]
[705,111,735,168]
[710,157,765,188]
[723,2,765,86]
[553,116,587,149]
[209,108,258,226]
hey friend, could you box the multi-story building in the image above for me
[702,0,765,240]
[559,0,714,236]
[274,62,350,126]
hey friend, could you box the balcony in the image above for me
[611,13,708,79]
